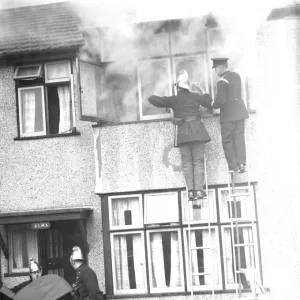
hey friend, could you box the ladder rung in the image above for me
[190,246,211,250]
[229,193,250,197]
[192,272,212,276]
[234,243,255,247]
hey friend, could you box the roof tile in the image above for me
[0,1,85,57]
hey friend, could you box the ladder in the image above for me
[226,167,264,299]
[186,155,215,300]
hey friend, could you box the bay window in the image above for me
[79,19,229,123]
[15,60,75,137]
[103,184,262,296]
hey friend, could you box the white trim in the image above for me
[18,86,46,137]
[181,189,217,224]
[14,64,42,79]
[183,226,222,291]
[70,74,76,129]
[137,58,173,121]
[217,185,256,222]
[108,194,143,230]
[110,231,147,295]
[221,224,260,290]
[144,192,179,224]
[44,60,71,83]
[146,228,184,293]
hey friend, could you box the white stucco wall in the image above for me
[93,17,300,300]
[0,59,105,291]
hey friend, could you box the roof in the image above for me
[0,1,85,58]
[0,206,94,224]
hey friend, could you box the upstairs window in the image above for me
[14,60,75,138]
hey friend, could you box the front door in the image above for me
[39,220,87,285]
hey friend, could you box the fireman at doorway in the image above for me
[148,69,212,200]
[69,246,104,300]
[212,58,249,173]
[11,258,43,293]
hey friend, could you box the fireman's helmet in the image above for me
[70,246,84,261]
[29,258,42,273]
[175,69,189,90]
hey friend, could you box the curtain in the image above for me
[113,233,145,290]
[189,229,220,287]
[57,85,72,133]
[224,228,235,284]
[12,230,38,270]
[243,227,255,269]
[23,90,36,133]
[12,232,23,268]
[150,231,182,289]
[112,197,140,227]
[26,230,38,261]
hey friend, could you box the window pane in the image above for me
[174,56,212,117]
[110,196,142,228]
[45,61,70,82]
[144,192,179,224]
[171,20,206,54]
[219,187,255,221]
[148,230,184,291]
[11,229,38,272]
[19,87,45,136]
[184,227,221,290]
[112,233,146,293]
[100,62,138,122]
[182,190,216,223]
[138,59,172,118]
[223,226,258,288]
[15,65,41,78]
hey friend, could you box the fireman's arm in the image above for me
[198,93,213,109]
[212,79,229,109]
[148,95,175,108]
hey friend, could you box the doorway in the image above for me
[38,220,88,285]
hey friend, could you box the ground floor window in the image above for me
[102,184,261,295]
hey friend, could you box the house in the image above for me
[0,1,300,300]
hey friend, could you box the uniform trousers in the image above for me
[178,141,205,191]
[221,119,246,170]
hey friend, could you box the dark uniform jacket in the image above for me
[75,264,104,300]
[213,70,249,123]
[148,90,212,146]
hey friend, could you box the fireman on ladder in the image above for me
[148,69,212,200]
[70,246,104,300]
[211,58,249,173]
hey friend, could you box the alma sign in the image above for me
[31,222,51,230]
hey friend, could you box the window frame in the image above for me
[146,227,185,293]
[110,230,148,295]
[103,184,261,296]
[183,225,223,291]
[108,194,143,230]
[15,59,76,138]
[221,223,260,290]
[18,85,46,137]
[44,60,71,83]
[137,57,173,121]
[14,64,42,79]
[8,224,39,273]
